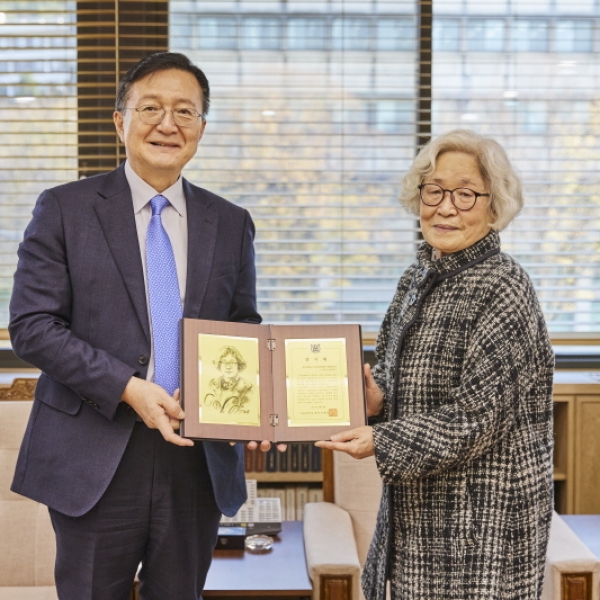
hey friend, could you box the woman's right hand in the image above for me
[364,363,384,418]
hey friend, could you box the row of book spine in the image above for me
[244,443,322,473]
[256,484,323,521]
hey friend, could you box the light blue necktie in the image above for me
[146,194,182,396]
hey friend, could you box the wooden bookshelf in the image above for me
[245,442,326,519]
[551,372,599,514]
[246,472,323,483]
[553,393,575,513]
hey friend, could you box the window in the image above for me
[171,1,418,328]
[433,10,600,332]
[518,101,548,134]
[0,1,77,326]
[196,17,238,50]
[2,1,599,335]
[554,20,594,53]
[372,100,415,134]
[376,18,415,52]
[331,17,371,51]
[433,18,461,52]
[243,17,281,50]
[170,13,192,48]
[287,18,327,50]
[511,19,548,52]
[466,18,506,52]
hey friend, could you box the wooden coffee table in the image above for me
[203,521,313,599]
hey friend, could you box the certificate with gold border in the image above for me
[180,320,365,442]
[285,338,350,427]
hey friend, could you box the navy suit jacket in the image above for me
[9,164,261,517]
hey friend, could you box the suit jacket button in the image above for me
[138,355,149,365]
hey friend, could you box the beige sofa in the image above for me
[0,400,58,600]
[0,399,140,600]
[304,452,600,600]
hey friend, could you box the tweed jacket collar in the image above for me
[417,230,501,283]
[395,231,502,318]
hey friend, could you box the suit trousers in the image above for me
[49,422,222,600]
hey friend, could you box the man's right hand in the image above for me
[121,377,194,447]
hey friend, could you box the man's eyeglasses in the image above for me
[418,183,490,211]
[124,105,205,128]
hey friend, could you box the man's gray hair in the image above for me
[400,129,523,231]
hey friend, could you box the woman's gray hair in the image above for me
[400,129,523,231]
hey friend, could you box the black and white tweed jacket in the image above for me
[362,231,554,600]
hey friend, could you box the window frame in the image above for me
[0,0,598,360]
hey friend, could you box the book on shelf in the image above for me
[272,488,287,512]
[278,447,289,472]
[308,488,323,503]
[257,486,286,508]
[244,443,323,475]
[290,444,300,472]
[285,485,296,521]
[180,319,365,442]
[311,445,322,472]
[300,443,310,472]
[254,481,324,521]
[253,448,265,472]
[256,486,274,499]
[295,485,309,521]
[244,446,254,472]
[265,445,278,472]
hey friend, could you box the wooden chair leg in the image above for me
[561,572,592,600]
[320,574,352,600]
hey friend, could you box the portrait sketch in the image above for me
[198,333,260,426]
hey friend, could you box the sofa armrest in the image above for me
[303,502,361,600]
[542,512,600,600]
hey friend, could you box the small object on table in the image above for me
[245,534,274,553]
[215,526,247,550]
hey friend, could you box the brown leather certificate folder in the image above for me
[179,319,366,442]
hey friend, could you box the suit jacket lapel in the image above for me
[93,165,151,342]
[183,179,218,318]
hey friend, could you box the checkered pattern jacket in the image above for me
[362,231,554,600]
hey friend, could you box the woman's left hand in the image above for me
[315,426,374,459]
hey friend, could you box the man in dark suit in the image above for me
[9,52,263,600]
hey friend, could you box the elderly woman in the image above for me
[205,346,253,414]
[317,129,554,600]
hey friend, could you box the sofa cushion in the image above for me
[0,500,56,587]
[0,401,56,589]
[0,587,58,600]
[333,453,382,566]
